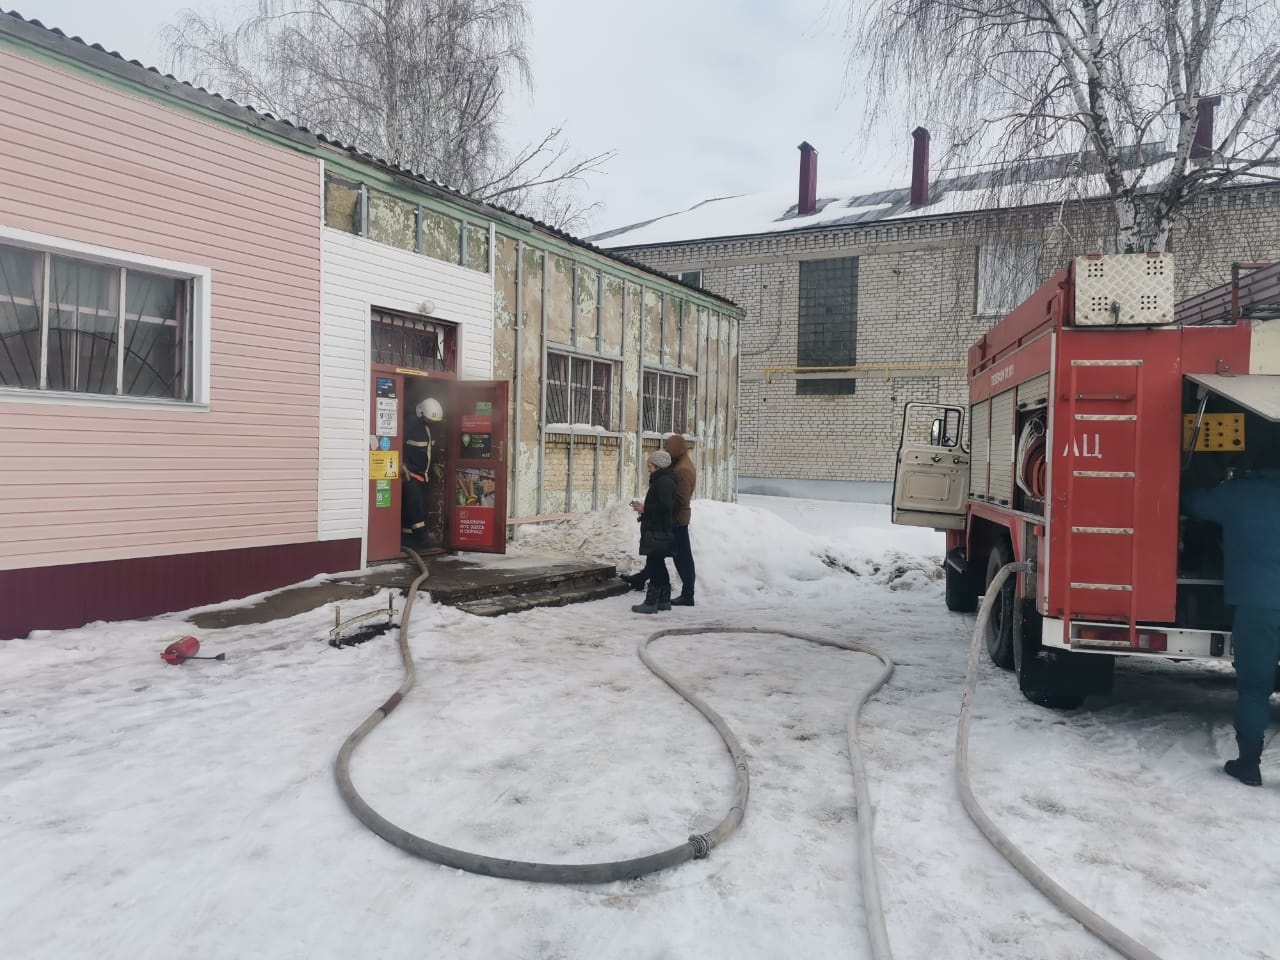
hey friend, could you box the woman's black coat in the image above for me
[638,466,676,557]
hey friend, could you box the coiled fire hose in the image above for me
[334,547,895,956]
[334,549,1166,960]
[962,562,1164,960]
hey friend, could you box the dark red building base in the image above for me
[0,539,362,640]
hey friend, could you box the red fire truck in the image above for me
[892,254,1280,707]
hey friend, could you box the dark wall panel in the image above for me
[0,539,361,640]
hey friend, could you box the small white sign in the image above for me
[376,397,398,437]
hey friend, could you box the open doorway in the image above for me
[401,374,450,552]
[365,306,510,562]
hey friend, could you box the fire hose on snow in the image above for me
[334,549,1165,960]
[964,563,1163,960]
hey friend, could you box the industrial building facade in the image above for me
[594,136,1280,501]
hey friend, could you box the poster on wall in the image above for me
[460,404,493,459]
[375,377,398,437]
[369,450,400,480]
[453,467,497,547]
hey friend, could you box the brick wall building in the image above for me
[592,136,1280,501]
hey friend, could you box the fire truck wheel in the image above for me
[984,543,1016,670]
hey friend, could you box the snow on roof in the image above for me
[590,145,1279,249]
[588,175,898,249]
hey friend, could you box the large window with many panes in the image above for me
[0,242,195,401]
[797,256,858,396]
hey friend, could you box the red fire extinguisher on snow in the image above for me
[161,636,226,665]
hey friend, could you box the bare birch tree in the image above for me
[164,0,612,231]
[848,0,1280,251]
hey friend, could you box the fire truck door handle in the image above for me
[930,454,942,463]
[952,456,963,464]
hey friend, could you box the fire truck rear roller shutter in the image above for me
[970,398,991,500]
[1016,373,1049,410]
[989,391,1016,505]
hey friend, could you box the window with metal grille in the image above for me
[642,370,690,434]
[370,309,455,372]
[546,351,614,428]
[0,242,194,400]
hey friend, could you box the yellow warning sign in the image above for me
[369,450,400,479]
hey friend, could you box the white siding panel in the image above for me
[318,230,495,541]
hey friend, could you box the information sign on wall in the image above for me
[375,479,392,508]
[370,450,400,479]
[375,377,398,437]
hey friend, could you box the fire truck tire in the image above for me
[984,544,1016,670]
[1016,654,1085,710]
[945,562,980,613]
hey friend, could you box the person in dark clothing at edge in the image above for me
[630,449,676,614]
[402,397,443,549]
[622,435,697,605]
[1183,461,1280,786]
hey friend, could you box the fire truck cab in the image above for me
[892,254,1280,708]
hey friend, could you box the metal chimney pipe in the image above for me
[798,141,817,215]
[910,127,930,207]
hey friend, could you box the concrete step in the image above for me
[453,577,632,617]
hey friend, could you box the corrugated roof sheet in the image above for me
[590,141,1279,249]
[0,8,738,309]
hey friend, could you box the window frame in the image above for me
[642,367,692,436]
[976,241,1043,317]
[545,349,617,431]
[0,226,211,409]
[797,255,859,397]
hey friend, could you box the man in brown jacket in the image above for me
[622,434,697,604]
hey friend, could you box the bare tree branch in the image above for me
[847,0,1280,251]
[163,0,610,229]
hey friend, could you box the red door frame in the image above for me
[368,367,512,559]
[368,368,405,563]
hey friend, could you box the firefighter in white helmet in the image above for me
[402,397,444,548]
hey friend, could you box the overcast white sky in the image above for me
[10,0,912,234]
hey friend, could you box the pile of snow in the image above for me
[510,495,945,598]
[4,496,1274,960]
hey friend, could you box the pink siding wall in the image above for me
[0,46,323,570]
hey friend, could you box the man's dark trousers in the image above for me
[672,524,695,598]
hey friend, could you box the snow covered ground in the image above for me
[2,495,1275,960]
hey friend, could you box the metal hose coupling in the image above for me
[688,833,713,859]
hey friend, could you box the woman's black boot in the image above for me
[631,584,660,614]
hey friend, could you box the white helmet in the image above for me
[417,398,443,422]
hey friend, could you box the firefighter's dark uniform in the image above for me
[1184,467,1280,785]
[401,417,434,546]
